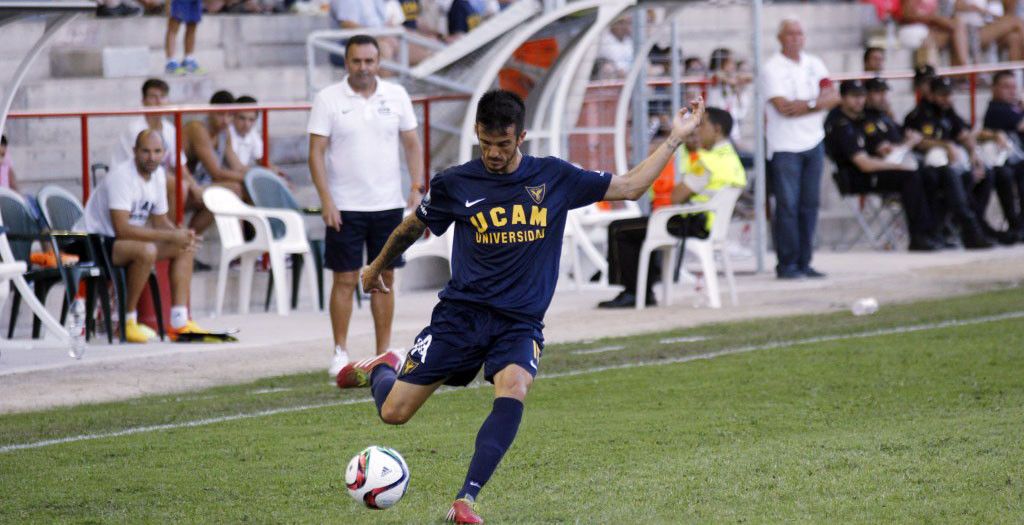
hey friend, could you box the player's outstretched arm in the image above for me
[360,214,428,294]
[603,97,705,201]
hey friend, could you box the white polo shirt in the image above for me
[229,124,264,166]
[80,160,168,238]
[307,76,418,212]
[764,51,829,157]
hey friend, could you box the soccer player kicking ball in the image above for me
[337,90,704,523]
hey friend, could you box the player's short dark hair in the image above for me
[210,90,235,104]
[141,78,169,98]
[345,35,380,58]
[704,107,733,138]
[476,90,526,136]
[236,95,257,104]
[993,70,1015,85]
[863,46,884,63]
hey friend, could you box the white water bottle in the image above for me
[67,298,87,359]
[851,297,879,316]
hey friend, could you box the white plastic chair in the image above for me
[203,187,318,316]
[561,208,611,290]
[636,187,742,310]
[572,201,642,288]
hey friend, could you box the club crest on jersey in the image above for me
[525,184,546,205]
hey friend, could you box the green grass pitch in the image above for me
[1,288,1023,523]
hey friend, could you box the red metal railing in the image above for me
[7,93,469,224]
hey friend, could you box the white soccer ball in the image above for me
[345,445,410,509]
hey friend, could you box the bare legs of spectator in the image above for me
[330,269,395,356]
[980,16,1024,61]
[111,239,193,312]
[165,18,197,63]
[921,19,969,66]
[369,270,395,353]
[165,17,180,62]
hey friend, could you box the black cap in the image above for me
[839,79,866,96]
[914,64,936,86]
[930,76,953,93]
[865,77,889,92]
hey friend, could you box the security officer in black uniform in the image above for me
[980,70,1024,242]
[903,76,994,248]
[863,78,906,153]
[824,80,938,250]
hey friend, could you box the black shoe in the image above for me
[961,229,995,249]
[801,267,827,278]
[598,292,636,309]
[908,237,939,252]
[777,270,804,280]
[97,3,141,16]
[114,3,141,15]
[193,259,213,272]
[992,230,1018,246]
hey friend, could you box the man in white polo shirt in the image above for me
[307,34,425,380]
[765,18,839,279]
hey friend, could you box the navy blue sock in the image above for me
[370,365,397,417]
[457,397,524,501]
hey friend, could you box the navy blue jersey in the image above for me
[415,155,611,327]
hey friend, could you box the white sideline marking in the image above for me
[659,336,710,345]
[2,310,1022,454]
[571,345,625,355]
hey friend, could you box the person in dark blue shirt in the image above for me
[980,70,1024,242]
[335,89,704,524]
[447,0,481,39]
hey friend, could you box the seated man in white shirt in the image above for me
[229,95,285,176]
[82,130,208,343]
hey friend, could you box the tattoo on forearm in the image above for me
[375,218,426,268]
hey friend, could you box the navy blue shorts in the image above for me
[171,0,202,24]
[398,300,545,387]
[324,208,405,273]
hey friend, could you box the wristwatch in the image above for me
[807,99,817,111]
[411,183,426,195]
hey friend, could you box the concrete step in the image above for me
[0,56,51,84]
[48,47,229,78]
[14,65,311,111]
[0,19,46,56]
[52,14,222,50]
[46,14,329,70]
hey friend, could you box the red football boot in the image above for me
[445,498,483,524]
[335,350,401,389]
